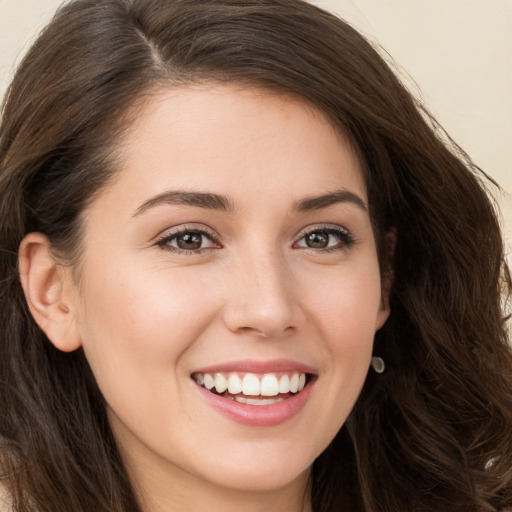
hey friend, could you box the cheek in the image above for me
[297,260,382,432]
[302,259,383,347]
[75,257,220,397]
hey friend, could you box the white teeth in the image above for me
[278,374,290,394]
[260,374,279,396]
[298,373,306,391]
[214,373,227,393]
[290,373,299,393]
[242,373,261,396]
[227,372,243,394]
[203,373,215,390]
[194,371,308,397]
[235,396,285,405]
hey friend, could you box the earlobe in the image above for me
[18,233,82,352]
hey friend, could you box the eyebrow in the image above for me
[133,190,235,217]
[293,189,368,212]
[133,187,367,217]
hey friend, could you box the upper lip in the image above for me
[191,359,316,375]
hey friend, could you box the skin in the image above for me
[20,85,389,512]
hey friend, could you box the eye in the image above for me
[156,228,218,252]
[295,226,354,251]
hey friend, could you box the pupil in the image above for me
[306,231,329,248]
[177,232,202,250]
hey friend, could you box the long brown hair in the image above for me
[1,1,511,510]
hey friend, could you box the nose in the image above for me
[222,249,303,339]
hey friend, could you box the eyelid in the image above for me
[154,224,221,252]
[293,224,355,250]
[295,223,351,239]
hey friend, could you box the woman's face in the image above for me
[70,85,389,499]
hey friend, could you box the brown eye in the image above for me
[157,229,217,252]
[305,231,330,248]
[175,232,203,250]
[296,227,354,251]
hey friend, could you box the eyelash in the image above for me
[155,225,355,254]
[295,225,355,253]
[156,227,220,254]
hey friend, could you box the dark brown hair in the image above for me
[1,1,511,510]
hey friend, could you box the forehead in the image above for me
[99,84,366,213]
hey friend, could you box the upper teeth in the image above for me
[193,372,307,396]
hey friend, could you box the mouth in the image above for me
[190,360,316,426]
[191,371,312,406]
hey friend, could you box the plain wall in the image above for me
[1,0,510,260]
[315,0,512,261]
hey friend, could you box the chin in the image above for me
[187,441,314,494]
[203,463,311,494]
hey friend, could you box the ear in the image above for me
[18,232,82,352]
[375,229,397,330]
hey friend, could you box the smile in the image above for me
[190,360,316,426]
[192,371,307,405]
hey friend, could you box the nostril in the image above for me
[236,324,296,339]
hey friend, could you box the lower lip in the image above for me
[194,381,313,427]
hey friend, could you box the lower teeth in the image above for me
[234,396,286,405]
[218,390,289,405]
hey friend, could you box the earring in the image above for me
[371,356,385,374]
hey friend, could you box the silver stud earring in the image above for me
[371,356,385,374]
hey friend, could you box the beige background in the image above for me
[1,0,510,261]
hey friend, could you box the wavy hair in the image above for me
[1,1,511,510]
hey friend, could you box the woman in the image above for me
[1,0,511,511]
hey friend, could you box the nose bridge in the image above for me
[223,243,299,337]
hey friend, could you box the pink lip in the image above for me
[192,358,316,375]
[194,382,314,427]
[191,359,316,428]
